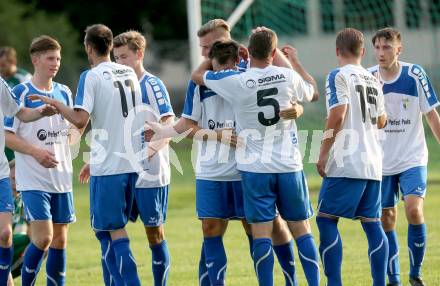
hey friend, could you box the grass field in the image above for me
[13,133,440,286]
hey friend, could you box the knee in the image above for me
[0,226,12,247]
[146,226,164,245]
[381,208,397,231]
[34,234,53,250]
[202,220,223,237]
[406,205,423,223]
[51,233,68,249]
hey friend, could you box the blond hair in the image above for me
[197,19,230,38]
[114,30,146,52]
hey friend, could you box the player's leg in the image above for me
[196,180,231,286]
[399,166,427,285]
[20,191,53,286]
[95,231,123,286]
[357,180,389,286]
[381,175,401,285]
[135,185,170,286]
[241,172,277,286]
[316,177,369,286]
[0,178,15,285]
[277,172,318,286]
[91,174,140,286]
[46,192,76,286]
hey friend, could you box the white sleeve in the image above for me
[411,65,440,114]
[74,70,96,114]
[181,80,202,122]
[144,77,174,119]
[1,78,21,118]
[291,70,314,102]
[376,84,386,116]
[3,83,26,133]
[326,70,349,111]
[203,70,242,104]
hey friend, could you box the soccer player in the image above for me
[190,27,320,286]
[0,76,56,285]
[0,46,32,162]
[4,35,76,286]
[369,28,440,286]
[31,24,145,286]
[315,28,388,286]
[113,30,174,286]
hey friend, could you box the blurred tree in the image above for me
[0,0,84,87]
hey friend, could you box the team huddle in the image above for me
[0,18,439,286]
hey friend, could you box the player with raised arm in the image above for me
[4,35,77,286]
[369,28,440,286]
[31,24,145,286]
[113,30,174,286]
[315,28,388,286]
[190,27,320,286]
[0,76,56,285]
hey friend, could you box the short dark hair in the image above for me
[84,24,113,56]
[372,27,401,45]
[248,28,277,60]
[0,47,17,60]
[208,40,239,65]
[336,28,364,57]
[29,35,61,55]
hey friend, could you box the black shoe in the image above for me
[387,283,400,286]
[409,276,425,286]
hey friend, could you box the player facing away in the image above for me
[4,35,77,286]
[369,28,440,286]
[0,77,56,285]
[112,30,174,286]
[316,28,388,286]
[31,24,145,286]
[191,27,320,286]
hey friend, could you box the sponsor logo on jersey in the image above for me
[258,74,286,85]
[37,129,69,141]
[103,71,111,80]
[37,129,47,141]
[208,119,235,130]
[402,98,410,110]
[246,79,256,88]
[208,119,216,130]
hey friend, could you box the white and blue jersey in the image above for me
[182,80,240,181]
[74,62,145,176]
[369,62,440,175]
[0,77,21,179]
[4,81,73,193]
[136,71,174,188]
[203,65,314,173]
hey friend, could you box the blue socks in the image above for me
[112,238,141,286]
[21,243,45,286]
[362,221,388,286]
[150,240,170,286]
[0,246,13,286]
[273,240,298,286]
[252,238,274,286]
[204,236,227,286]
[316,217,342,286]
[46,248,66,285]
[408,223,426,278]
[296,233,320,286]
[198,243,210,286]
[385,230,400,284]
[95,231,124,286]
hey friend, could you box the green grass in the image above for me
[13,135,440,285]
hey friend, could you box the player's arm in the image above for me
[377,113,387,129]
[191,59,213,86]
[425,108,440,144]
[281,45,319,102]
[279,102,304,120]
[5,131,58,168]
[15,105,57,122]
[317,104,348,177]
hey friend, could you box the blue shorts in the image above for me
[21,191,76,224]
[381,166,427,208]
[90,173,137,231]
[318,177,381,219]
[240,171,313,223]
[130,185,169,227]
[0,178,14,213]
[196,180,245,220]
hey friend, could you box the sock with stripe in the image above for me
[95,231,124,286]
[296,233,320,286]
[150,240,170,286]
[273,240,298,286]
[21,243,44,286]
[198,243,210,286]
[252,238,274,286]
[0,246,13,286]
[46,247,66,286]
[362,221,388,286]
[112,238,141,286]
[408,223,426,278]
[385,230,400,284]
[204,236,227,286]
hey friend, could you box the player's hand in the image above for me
[146,139,170,161]
[39,104,58,117]
[316,155,328,177]
[238,44,249,61]
[251,26,268,34]
[217,129,243,148]
[31,148,59,168]
[28,94,56,106]
[280,102,304,120]
[79,163,90,184]
[281,45,299,65]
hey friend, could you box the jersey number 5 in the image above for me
[114,79,136,118]
[257,88,280,126]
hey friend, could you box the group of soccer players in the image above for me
[0,17,438,286]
